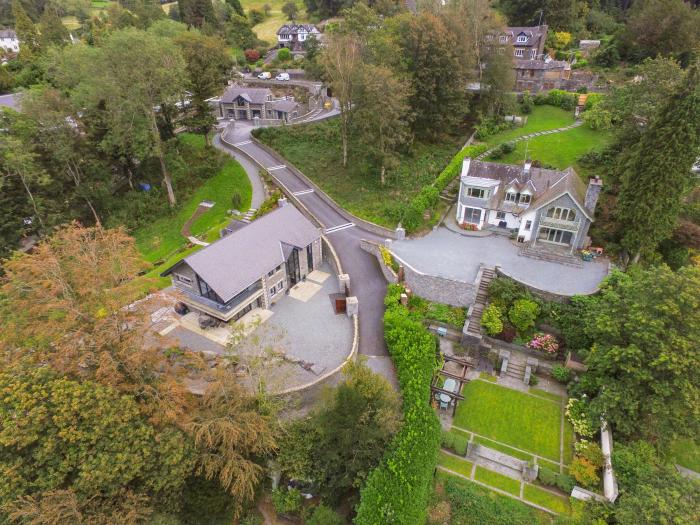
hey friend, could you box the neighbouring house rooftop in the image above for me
[0,29,16,39]
[0,93,21,111]
[514,59,570,70]
[269,99,300,113]
[163,205,320,303]
[461,159,591,217]
[276,24,320,36]
[502,25,548,47]
[221,85,271,105]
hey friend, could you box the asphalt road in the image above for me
[214,122,390,360]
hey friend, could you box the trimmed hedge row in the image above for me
[354,285,441,525]
[403,143,489,232]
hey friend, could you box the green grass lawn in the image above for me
[473,436,534,462]
[492,125,612,179]
[255,119,462,228]
[529,389,563,403]
[438,450,474,478]
[474,466,521,496]
[453,380,569,463]
[130,133,251,293]
[668,438,700,472]
[242,0,309,46]
[484,106,576,146]
[523,484,571,515]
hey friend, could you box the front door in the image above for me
[286,248,300,287]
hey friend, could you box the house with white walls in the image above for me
[0,29,19,54]
[456,159,602,253]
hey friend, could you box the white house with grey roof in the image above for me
[456,159,602,253]
[0,29,19,54]
[218,84,302,122]
[162,205,322,322]
[277,24,320,51]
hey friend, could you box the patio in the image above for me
[157,262,354,393]
[391,227,608,296]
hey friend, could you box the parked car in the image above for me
[257,71,271,80]
[275,72,290,81]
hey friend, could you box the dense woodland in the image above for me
[0,1,699,524]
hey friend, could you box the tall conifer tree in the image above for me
[616,62,700,262]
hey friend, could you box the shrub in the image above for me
[538,467,576,493]
[500,141,516,154]
[488,277,531,310]
[248,8,265,25]
[538,466,557,486]
[474,117,513,140]
[555,473,576,493]
[583,104,613,130]
[575,440,605,468]
[384,283,403,307]
[481,304,504,336]
[271,488,303,517]
[277,47,291,61]
[442,431,468,456]
[565,398,595,438]
[244,48,260,63]
[526,333,559,354]
[306,504,344,525]
[520,91,533,114]
[508,299,540,335]
[570,456,600,489]
[231,191,243,210]
[355,293,441,525]
[551,364,572,383]
[612,441,659,490]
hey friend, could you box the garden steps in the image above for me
[465,267,496,335]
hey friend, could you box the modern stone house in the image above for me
[456,159,602,253]
[162,205,322,322]
[218,85,302,122]
[276,24,321,51]
[495,25,548,61]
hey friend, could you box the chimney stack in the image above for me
[585,176,603,212]
[523,160,532,175]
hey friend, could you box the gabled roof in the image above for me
[221,85,271,105]
[460,159,590,218]
[163,205,320,303]
[503,25,548,48]
[0,29,17,39]
[277,24,320,36]
[269,99,299,113]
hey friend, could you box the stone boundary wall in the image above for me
[322,235,343,276]
[494,265,608,303]
[359,239,398,284]
[249,137,398,239]
[389,251,477,307]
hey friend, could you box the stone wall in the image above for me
[494,266,605,302]
[359,239,398,284]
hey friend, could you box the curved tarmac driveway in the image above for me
[214,121,392,369]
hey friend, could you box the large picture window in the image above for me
[466,187,488,199]
[462,207,482,224]
[546,206,576,221]
[539,228,573,245]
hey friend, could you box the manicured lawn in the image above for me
[668,438,700,472]
[473,436,534,462]
[537,458,562,472]
[523,484,571,515]
[529,388,563,403]
[255,119,462,228]
[484,106,575,145]
[438,450,474,478]
[479,372,497,382]
[474,466,521,496]
[433,472,552,525]
[134,133,252,266]
[453,380,568,462]
[493,125,612,179]
[242,0,309,46]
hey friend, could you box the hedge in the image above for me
[403,143,489,232]
[354,284,441,525]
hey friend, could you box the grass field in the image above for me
[484,106,575,146]
[242,0,308,46]
[131,133,251,290]
[438,450,474,478]
[668,438,700,472]
[473,436,534,462]
[523,484,571,515]
[453,380,569,463]
[474,466,521,496]
[255,119,462,228]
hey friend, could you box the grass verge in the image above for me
[484,106,575,146]
[438,451,474,478]
[473,436,534,462]
[453,380,567,462]
[474,466,521,496]
[523,484,571,515]
[529,388,563,403]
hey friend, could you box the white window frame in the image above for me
[499,35,507,44]
[516,35,527,43]
[496,211,506,220]
[466,187,488,199]
[525,220,532,231]
[462,207,482,225]
[505,192,517,203]
[519,194,532,205]
[546,206,576,221]
[515,48,525,57]
[176,274,192,285]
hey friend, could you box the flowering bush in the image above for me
[569,456,600,489]
[566,398,595,438]
[527,333,559,354]
[481,304,504,336]
[459,222,479,231]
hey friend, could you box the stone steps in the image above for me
[518,245,582,268]
[465,268,496,335]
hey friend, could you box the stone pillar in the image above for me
[338,273,350,295]
[346,296,358,317]
[395,227,406,241]
[278,197,287,207]
[400,293,408,306]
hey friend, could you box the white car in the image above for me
[275,72,290,81]
[257,71,271,80]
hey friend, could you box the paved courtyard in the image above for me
[162,262,354,393]
[391,228,608,296]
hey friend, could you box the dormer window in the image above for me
[499,36,507,43]
[505,192,517,203]
[519,194,531,205]
[516,35,527,43]
[466,187,488,199]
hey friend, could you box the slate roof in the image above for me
[277,24,320,36]
[0,93,21,111]
[504,25,548,48]
[163,205,320,303]
[220,85,271,105]
[460,159,590,217]
[0,29,17,39]
[269,99,300,113]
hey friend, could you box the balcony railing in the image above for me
[539,216,582,232]
[174,280,262,314]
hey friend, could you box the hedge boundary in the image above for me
[354,285,442,524]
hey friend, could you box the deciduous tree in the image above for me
[282,1,298,21]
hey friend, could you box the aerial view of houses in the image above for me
[0,1,699,524]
